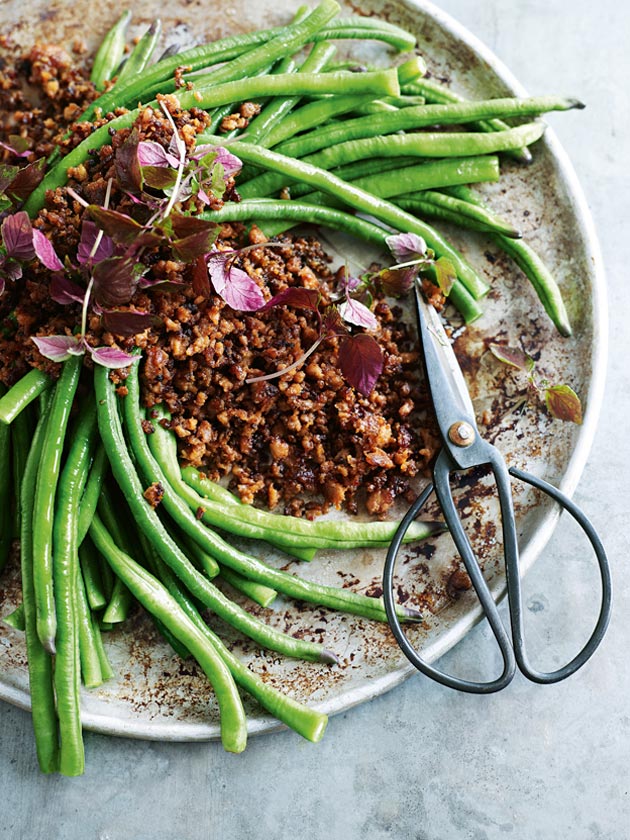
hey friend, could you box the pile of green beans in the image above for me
[1,0,582,773]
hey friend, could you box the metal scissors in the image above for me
[383,280,612,694]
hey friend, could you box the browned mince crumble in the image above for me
[0,42,440,519]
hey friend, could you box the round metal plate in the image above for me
[0,0,606,740]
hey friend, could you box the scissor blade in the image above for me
[414,280,477,426]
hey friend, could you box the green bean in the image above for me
[0,384,11,572]
[90,512,248,753]
[317,15,415,52]
[248,56,423,151]
[494,235,572,336]
[138,533,193,660]
[97,485,136,624]
[239,126,534,199]
[33,355,82,653]
[0,368,52,425]
[395,190,522,238]
[147,402,438,550]
[80,12,413,121]
[10,406,33,539]
[101,576,132,624]
[245,40,337,145]
[201,197,479,322]
[174,528,220,580]
[264,96,577,165]
[208,59,279,137]
[218,567,278,609]
[75,566,104,689]
[292,155,421,196]
[242,155,500,212]
[259,93,376,148]
[350,99,400,115]
[114,20,162,86]
[94,365,340,662]
[90,609,114,682]
[227,5,310,142]
[441,185,572,336]
[52,400,98,776]
[222,138,493,303]
[202,198,388,244]
[404,77,534,164]
[25,68,400,217]
[77,444,108,545]
[123,0,343,109]
[3,602,25,631]
[20,392,59,773]
[78,538,107,611]
[145,544,329,741]
[91,10,131,90]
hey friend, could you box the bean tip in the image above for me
[321,648,340,666]
[42,637,56,655]
[401,605,423,622]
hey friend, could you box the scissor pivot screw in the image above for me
[448,421,475,447]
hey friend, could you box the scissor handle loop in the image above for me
[383,454,613,694]
[383,451,517,694]
[506,466,612,683]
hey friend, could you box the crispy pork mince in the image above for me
[138,231,439,518]
[0,42,439,519]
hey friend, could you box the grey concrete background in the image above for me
[1,0,629,837]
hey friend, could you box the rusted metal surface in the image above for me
[0,0,605,741]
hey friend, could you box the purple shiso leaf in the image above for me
[88,206,148,245]
[1,211,35,260]
[102,309,160,336]
[50,274,85,305]
[88,345,140,369]
[338,296,378,330]
[322,305,348,338]
[0,138,31,158]
[432,256,456,296]
[207,255,265,312]
[7,159,45,202]
[385,232,428,263]
[338,334,384,396]
[261,286,320,314]
[544,384,583,425]
[339,272,361,294]
[141,165,180,191]
[0,255,23,283]
[212,147,242,178]
[32,228,64,271]
[489,343,536,372]
[0,163,20,194]
[32,334,81,362]
[137,140,174,168]
[115,129,143,194]
[192,255,211,296]
[92,256,143,308]
[168,132,185,162]
[77,220,115,265]
[378,266,417,297]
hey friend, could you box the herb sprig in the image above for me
[489,343,583,424]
